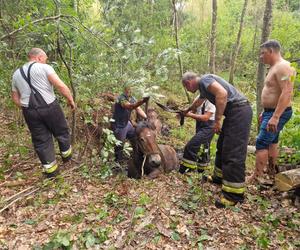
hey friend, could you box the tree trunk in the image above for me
[172,0,191,103]
[73,0,78,14]
[55,0,77,144]
[256,0,273,123]
[209,0,217,74]
[228,0,248,84]
[275,168,300,191]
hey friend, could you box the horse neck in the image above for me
[132,138,145,165]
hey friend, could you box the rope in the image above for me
[141,155,147,177]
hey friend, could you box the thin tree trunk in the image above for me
[54,0,76,144]
[256,0,273,123]
[209,0,217,74]
[228,0,248,84]
[172,0,191,103]
[73,0,78,14]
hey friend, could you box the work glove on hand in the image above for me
[142,96,150,103]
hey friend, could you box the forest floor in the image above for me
[0,102,299,250]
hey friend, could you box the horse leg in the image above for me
[127,159,142,179]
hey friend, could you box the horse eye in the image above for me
[140,137,145,142]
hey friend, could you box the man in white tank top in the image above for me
[11,48,75,178]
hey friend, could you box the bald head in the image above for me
[28,48,48,63]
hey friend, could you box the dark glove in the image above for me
[179,112,185,126]
[142,96,150,103]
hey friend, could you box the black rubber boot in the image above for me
[62,154,72,163]
[43,168,60,179]
[179,164,194,174]
[202,175,222,185]
[215,196,242,208]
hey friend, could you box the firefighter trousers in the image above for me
[214,102,252,203]
[22,100,71,173]
[180,120,215,173]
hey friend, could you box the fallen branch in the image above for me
[0,187,40,214]
[4,186,35,203]
[0,160,83,214]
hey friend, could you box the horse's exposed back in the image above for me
[128,121,178,179]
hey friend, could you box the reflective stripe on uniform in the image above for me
[181,158,211,170]
[181,158,197,169]
[61,146,72,158]
[43,161,58,173]
[213,167,223,178]
[223,180,245,188]
[222,180,246,194]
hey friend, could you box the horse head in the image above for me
[135,121,161,168]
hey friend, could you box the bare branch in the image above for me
[0,14,73,40]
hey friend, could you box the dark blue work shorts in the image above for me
[256,107,292,150]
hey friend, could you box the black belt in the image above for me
[264,106,292,112]
[227,100,249,108]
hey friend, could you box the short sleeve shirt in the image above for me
[198,74,247,104]
[112,93,136,129]
[196,100,216,121]
[12,62,56,107]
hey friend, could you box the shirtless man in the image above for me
[248,40,296,183]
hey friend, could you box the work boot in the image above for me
[215,195,242,208]
[43,168,60,179]
[62,154,72,163]
[179,164,194,174]
[202,175,222,185]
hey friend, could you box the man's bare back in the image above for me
[261,59,295,109]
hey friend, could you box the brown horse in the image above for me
[147,108,162,135]
[127,121,178,179]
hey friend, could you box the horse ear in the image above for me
[148,122,156,131]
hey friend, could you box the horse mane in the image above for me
[135,121,156,135]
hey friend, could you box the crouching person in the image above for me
[111,84,149,163]
[180,99,215,173]
[11,48,75,178]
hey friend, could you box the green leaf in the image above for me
[85,233,96,248]
[24,219,37,225]
[171,231,180,241]
[138,193,151,205]
[197,234,210,242]
[134,207,145,218]
[61,236,70,247]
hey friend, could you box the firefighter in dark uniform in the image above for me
[179,99,215,173]
[111,84,149,162]
[11,48,75,178]
[182,72,252,208]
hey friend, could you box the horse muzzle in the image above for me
[148,154,161,168]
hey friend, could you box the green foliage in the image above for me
[138,193,151,206]
[40,230,73,250]
[99,117,123,178]
[180,174,212,212]
[280,108,300,156]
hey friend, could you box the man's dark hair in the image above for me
[260,40,281,52]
